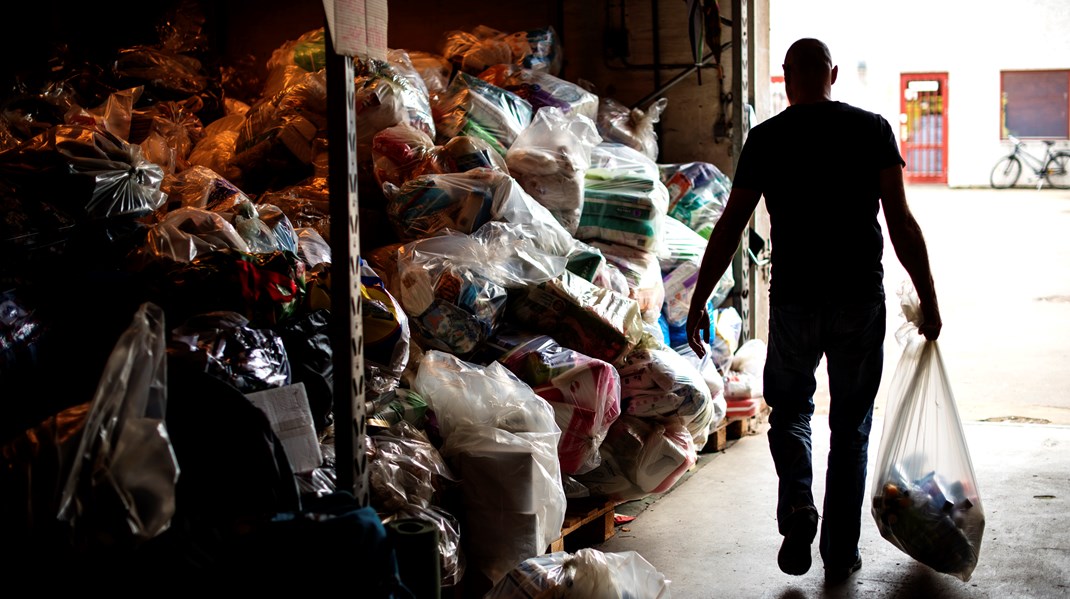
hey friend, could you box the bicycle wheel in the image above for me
[1044,152,1070,189]
[990,156,1022,188]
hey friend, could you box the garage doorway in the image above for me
[899,73,948,184]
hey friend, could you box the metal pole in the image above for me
[325,21,368,505]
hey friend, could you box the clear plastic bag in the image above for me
[433,72,533,154]
[592,241,665,324]
[486,548,672,599]
[506,107,601,234]
[480,64,598,121]
[140,206,250,263]
[580,144,669,254]
[659,162,731,240]
[616,346,714,437]
[871,284,985,581]
[57,302,178,544]
[498,334,622,475]
[596,97,668,161]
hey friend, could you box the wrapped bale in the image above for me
[616,342,716,449]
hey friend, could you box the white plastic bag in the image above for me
[870,283,985,581]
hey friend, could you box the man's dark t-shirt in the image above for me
[731,101,905,306]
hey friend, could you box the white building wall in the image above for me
[769,0,1070,187]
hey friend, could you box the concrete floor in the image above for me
[592,185,1070,598]
[596,417,1070,599]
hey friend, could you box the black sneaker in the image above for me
[777,507,819,576]
[824,555,863,585]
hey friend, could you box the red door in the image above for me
[900,73,949,184]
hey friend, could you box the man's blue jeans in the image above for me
[763,300,886,569]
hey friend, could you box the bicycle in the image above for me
[990,135,1070,189]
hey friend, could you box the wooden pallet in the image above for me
[548,497,620,553]
[701,419,730,453]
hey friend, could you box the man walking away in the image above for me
[685,37,942,585]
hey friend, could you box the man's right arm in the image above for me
[686,186,762,356]
[879,164,942,340]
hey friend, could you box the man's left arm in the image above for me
[686,186,762,356]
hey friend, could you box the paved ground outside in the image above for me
[813,184,1070,425]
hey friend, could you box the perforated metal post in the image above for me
[325,27,368,505]
[731,0,755,343]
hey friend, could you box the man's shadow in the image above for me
[773,562,976,599]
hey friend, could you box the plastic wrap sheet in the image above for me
[507,270,644,364]
[295,227,331,268]
[384,167,588,277]
[262,28,328,100]
[724,339,766,400]
[433,72,533,155]
[257,177,331,243]
[499,334,622,475]
[871,284,985,581]
[57,302,178,545]
[405,50,453,96]
[486,548,672,599]
[169,310,291,393]
[387,48,433,99]
[221,200,299,256]
[0,124,166,220]
[596,97,667,161]
[139,99,206,173]
[575,414,695,502]
[592,241,665,324]
[413,349,560,439]
[675,343,727,427]
[506,106,601,234]
[441,424,566,585]
[659,162,731,239]
[479,64,598,121]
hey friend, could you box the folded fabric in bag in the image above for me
[499,334,622,475]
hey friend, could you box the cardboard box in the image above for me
[245,382,323,473]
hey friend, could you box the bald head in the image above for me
[783,38,837,105]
